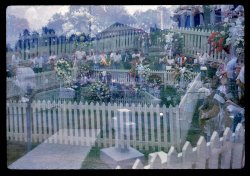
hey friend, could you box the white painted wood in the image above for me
[155,104,161,151]
[101,103,107,147]
[132,159,144,169]
[169,105,174,146]
[221,127,232,169]
[84,103,90,146]
[149,106,155,148]
[68,102,73,145]
[131,103,136,148]
[143,105,149,150]
[41,100,47,141]
[95,102,101,147]
[208,131,220,169]
[13,101,18,141]
[107,103,112,147]
[22,103,27,142]
[182,141,194,169]
[232,124,244,168]
[17,101,22,141]
[196,136,207,169]
[78,102,84,146]
[90,102,95,145]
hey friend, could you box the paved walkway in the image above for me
[8,129,100,169]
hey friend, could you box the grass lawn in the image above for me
[7,141,27,166]
[81,146,111,169]
[185,102,203,147]
[7,141,39,167]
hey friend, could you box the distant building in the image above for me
[93,22,149,53]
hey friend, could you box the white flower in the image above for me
[220,31,225,35]
[225,38,231,46]
[224,17,229,23]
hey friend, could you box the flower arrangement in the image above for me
[208,18,244,56]
[174,68,194,83]
[228,18,244,58]
[54,58,73,87]
[183,70,194,82]
[136,64,151,80]
[78,63,92,76]
[208,31,229,54]
[85,81,111,101]
[100,55,111,66]
[148,74,162,85]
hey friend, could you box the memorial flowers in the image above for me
[54,58,73,87]
[208,17,244,56]
[136,63,151,80]
[78,63,92,76]
[148,74,162,85]
[100,54,111,66]
[86,81,111,101]
[174,67,194,83]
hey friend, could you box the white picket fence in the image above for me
[6,72,201,150]
[124,123,245,169]
[6,99,187,151]
[170,27,227,62]
[93,68,198,86]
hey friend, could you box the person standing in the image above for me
[12,51,20,66]
[225,54,238,101]
[29,53,37,73]
[93,51,100,69]
[36,53,44,73]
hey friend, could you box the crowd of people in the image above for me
[196,48,244,140]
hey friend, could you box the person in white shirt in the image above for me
[29,53,37,72]
[93,52,100,69]
[110,51,116,68]
[75,48,86,61]
[113,52,122,69]
[35,53,44,73]
[11,51,20,69]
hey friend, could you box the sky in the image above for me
[6,5,173,31]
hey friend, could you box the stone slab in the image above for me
[8,129,100,170]
[100,147,144,169]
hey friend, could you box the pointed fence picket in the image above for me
[129,125,244,169]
